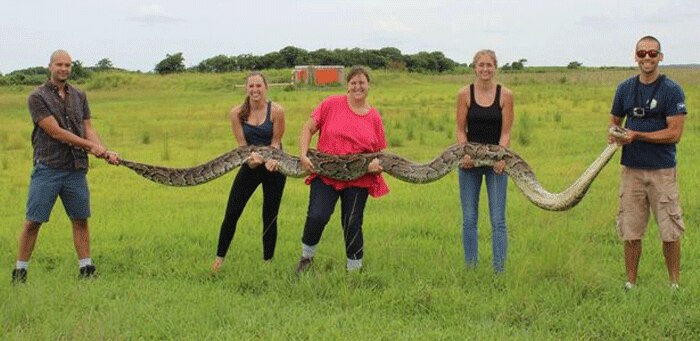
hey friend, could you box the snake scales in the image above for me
[119,128,625,211]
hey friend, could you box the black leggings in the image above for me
[301,177,369,260]
[216,164,286,260]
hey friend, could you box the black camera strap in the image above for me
[633,74,665,112]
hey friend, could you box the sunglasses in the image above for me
[636,49,661,58]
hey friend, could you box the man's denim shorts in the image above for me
[26,162,90,223]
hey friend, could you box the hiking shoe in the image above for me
[79,265,97,278]
[295,257,313,274]
[11,268,27,284]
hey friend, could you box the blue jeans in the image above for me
[458,167,508,272]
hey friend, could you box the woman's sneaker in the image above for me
[295,257,313,274]
[11,268,27,284]
[79,265,97,278]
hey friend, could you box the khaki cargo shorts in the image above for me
[616,166,685,241]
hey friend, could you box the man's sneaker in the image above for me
[624,281,634,291]
[79,265,97,278]
[295,257,313,274]
[11,268,27,284]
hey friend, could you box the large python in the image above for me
[119,128,627,211]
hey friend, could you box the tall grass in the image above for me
[1,69,699,339]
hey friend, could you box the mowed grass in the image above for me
[1,68,699,339]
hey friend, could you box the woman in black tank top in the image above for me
[454,50,515,273]
[213,72,287,272]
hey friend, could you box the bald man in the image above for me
[12,50,119,284]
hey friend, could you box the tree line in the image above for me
[1,45,588,86]
[0,46,461,85]
[0,59,106,86]
[156,46,458,74]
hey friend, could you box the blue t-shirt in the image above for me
[611,75,687,169]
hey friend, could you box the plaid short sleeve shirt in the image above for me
[29,80,92,170]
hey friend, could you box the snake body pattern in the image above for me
[120,128,625,211]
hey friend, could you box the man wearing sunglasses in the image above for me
[608,36,687,291]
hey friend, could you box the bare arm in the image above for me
[299,117,319,172]
[499,87,514,148]
[489,87,514,174]
[455,86,475,168]
[229,106,247,146]
[84,119,119,164]
[263,103,286,172]
[269,103,285,149]
[633,115,685,144]
[609,114,685,145]
[37,116,106,157]
[455,86,470,144]
[608,115,624,144]
[609,115,623,127]
[83,119,102,145]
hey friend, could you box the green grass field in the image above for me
[1,68,699,339]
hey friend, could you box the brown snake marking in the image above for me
[119,127,627,211]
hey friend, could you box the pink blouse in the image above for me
[306,95,389,197]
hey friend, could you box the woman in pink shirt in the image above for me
[296,66,389,273]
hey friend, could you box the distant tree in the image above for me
[0,67,47,85]
[386,59,406,71]
[567,61,583,69]
[94,58,114,71]
[430,51,455,72]
[189,46,458,73]
[259,52,287,69]
[70,60,91,80]
[344,48,365,66]
[325,48,348,65]
[404,53,425,72]
[363,50,387,69]
[511,58,527,70]
[404,51,456,73]
[155,53,185,74]
[279,46,309,66]
[236,54,262,70]
[378,47,403,64]
[9,66,49,77]
[309,49,341,65]
[197,55,237,72]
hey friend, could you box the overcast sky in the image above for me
[2,0,699,74]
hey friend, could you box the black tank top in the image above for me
[466,84,502,145]
[242,101,274,146]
